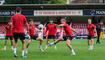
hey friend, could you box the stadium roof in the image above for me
[0,3,105,10]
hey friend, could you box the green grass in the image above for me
[0,39,105,60]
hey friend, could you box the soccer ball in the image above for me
[38,24,43,29]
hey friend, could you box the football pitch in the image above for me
[0,39,105,60]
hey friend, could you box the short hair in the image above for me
[88,19,92,21]
[16,7,22,13]
[29,18,33,22]
[50,20,53,21]
[61,18,66,22]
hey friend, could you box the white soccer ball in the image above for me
[38,24,43,29]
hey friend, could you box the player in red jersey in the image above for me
[87,19,97,50]
[9,7,29,58]
[25,20,43,53]
[45,20,57,50]
[49,18,79,55]
[3,22,13,50]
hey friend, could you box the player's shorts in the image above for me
[87,35,94,40]
[30,36,37,40]
[62,36,67,41]
[48,35,56,39]
[13,33,25,40]
[5,36,13,40]
[64,36,72,41]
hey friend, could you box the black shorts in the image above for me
[65,36,72,41]
[48,35,56,39]
[5,36,13,40]
[56,32,59,39]
[63,36,67,41]
[30,36,37,40]
[13,33,25,40]
[87,35,94,40]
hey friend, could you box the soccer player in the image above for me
[96,24,101,44]
[25,20,43,53]
[3,22,13,50]
[45,20,57,50]
[49,18,78,55]
[36,24,44,51]
[87,19,97,50]
[9,7,29,58]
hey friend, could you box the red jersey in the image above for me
[87,24,95,35]
[10,13,28,33]
[59,27,66,37]
[46,23,57,35]
[29,24,35,36]
[5,24,13,36]
[64,23,72,36]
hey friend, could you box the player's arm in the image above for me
[3,27,6,36]
[71,27,79,34]
[24,17,29,34]
[93,25,97,37]
[59,24,65,26]
[9,16,14,33]
[46,24,49,33]
[8,22,12,33]
[26,23,29,34]
[94,28,97,37]
[54,24,57,35]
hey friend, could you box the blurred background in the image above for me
[1,0,105,4]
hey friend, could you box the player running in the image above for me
[25,20,43,53]
[45,20,57,50]
[49,18,78,55]
[87,19,97,50]
[9,7,29,58]
[3,22,13,50]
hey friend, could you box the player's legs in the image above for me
[4,39,8,50]
[88,35,94,50]
[49,37,63,46]
[66,40,75,55]
[87,35,92,50]
[54,38,57,49]
[66,40,72,50]
[14,39,18,57]
[25,38,31,53]
[54,38,62,44]
[10,36,13,50]
[36,38,44,51]
[45,38,49,50]
[20,33,26,58]
[13,33,18,57]
[26,39,31,48]
[96,33,100,44]
[21,40,26,57]
[10,40,13,50]
[90,38,94,50]
[4,36,13,50]
[88,39,90,46]
[91,39,93,46]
